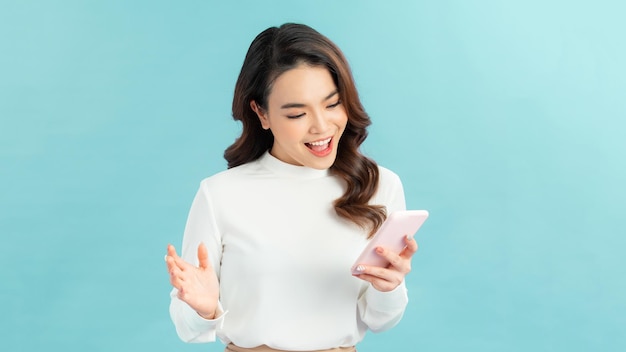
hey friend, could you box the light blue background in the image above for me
[1,1,625,351]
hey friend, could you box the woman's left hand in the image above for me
[352,235,418,292]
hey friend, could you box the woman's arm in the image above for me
[166,181,225,342]
[354,167,414,332]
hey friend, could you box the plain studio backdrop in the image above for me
[1,1,624,351]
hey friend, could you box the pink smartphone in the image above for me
[351,210,429,274]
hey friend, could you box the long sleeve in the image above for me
[356,167,409,332]
[357,281,408,332]
[169,181,226,342]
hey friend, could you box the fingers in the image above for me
[166,244,180,267]
[373,235,419,273]
[373,245,412,275]
[352,235,418,292]
[165,245,184,272]
[354,262,403,281]
[166,244,198,272]
[197,242,211,270]
[165,245,177,271]
[165,243,212,289]
[167,243,177,257]
[353,252,405,290]
[169,267,184,290]
[165,245,183,288]
[399,235,419,258]
[353,267,403,292]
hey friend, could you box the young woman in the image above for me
[165,23,418,352]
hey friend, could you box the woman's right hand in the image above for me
[165,243,220,319]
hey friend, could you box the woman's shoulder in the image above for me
[377,164,403,187]
[373,164,405,209]
[198,157,269,190]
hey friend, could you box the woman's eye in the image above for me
[287,113,305,119]
[327,101,341,109]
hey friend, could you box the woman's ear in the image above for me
[250,100,270,130]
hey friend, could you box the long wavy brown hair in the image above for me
[224,23,386,238]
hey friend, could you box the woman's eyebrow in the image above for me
[323,90,339,101]
[280,90,338,109]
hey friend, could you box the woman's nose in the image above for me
[309,111,329,134]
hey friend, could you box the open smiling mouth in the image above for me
[305,137,332,155]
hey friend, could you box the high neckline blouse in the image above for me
[258,150,331,179]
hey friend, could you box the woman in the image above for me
[165,23,418,352]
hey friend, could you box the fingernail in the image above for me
[355,265,365,272]
[375,247,384,254]
[164,255,168,262]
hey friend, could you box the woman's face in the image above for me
[251,64,348,170]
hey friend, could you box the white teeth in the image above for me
[308,137,331,146]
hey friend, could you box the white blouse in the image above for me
[169,151,409,350]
